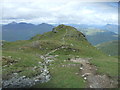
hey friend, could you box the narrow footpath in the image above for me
[71,58,118,88]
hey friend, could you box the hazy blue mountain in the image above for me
[67,24,118,34]
[102,24,118,34]
[2,22,118,45]
[2,22,54,41]
[52,24,118,33]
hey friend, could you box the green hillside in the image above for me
[2,25,118,88]
[80,28,118,45]
[96,40,119,56]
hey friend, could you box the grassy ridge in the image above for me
[96,40,119,56]
[2,25,118,88]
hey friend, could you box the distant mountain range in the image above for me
[102,24,118,34]
[2,22,119,45]
[64,24,118,34]
[2,22,54,41]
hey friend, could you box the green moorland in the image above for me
[2,25,118,88]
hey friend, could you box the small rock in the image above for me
[71,43,73,46]
[73,50,76,52]
[64,60,66,62]
[13,73,18,75]
[33,66,37,69]
[35,79,39,82]
[82,75,85,77]
[22,76,26,78]
[18,58,21,60]
[80,67,83,70]
[38,62,41,64]
[76,56,79,58]
[90,85,93,88]
[75,73,79,75]
[3,65,8,67]
[62,65,65,67]
[55,55,59,57]
[45,75,50,80]
[89,67,91,70]
[84,77,87,80]
[83,80,86,82]
[19,48,21,50]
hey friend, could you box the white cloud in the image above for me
[1,0,118,25]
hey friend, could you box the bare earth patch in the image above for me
[70,58,118,88]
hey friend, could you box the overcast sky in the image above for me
[1,0,118,25]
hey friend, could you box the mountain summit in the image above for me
[53,24,86,38]
[32,24,87,42]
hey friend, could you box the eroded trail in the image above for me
[2,45,66,88]
[2,49,57,88]
[71,58,117,88]
[62,29,68,44]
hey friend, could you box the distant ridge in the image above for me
[2,22,54,41]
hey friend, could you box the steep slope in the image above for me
[96,40,119,56]
[79,28,118,45]
[2,25,118,88]
[2,22,54,41]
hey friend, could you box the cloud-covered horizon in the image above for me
[1,0,118,25]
